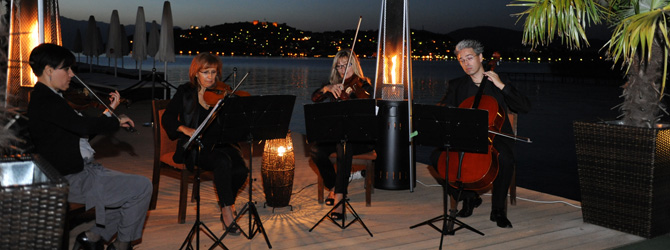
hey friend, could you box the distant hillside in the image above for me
[60,17,141,51]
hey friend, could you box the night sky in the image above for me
[58,0,525,34]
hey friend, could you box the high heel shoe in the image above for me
[329,212,343,220]
[72,232,103,250]
[325,198,335,206]
[220,213,242,236]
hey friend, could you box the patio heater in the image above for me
[6,0,62,107]
[373,0,415,191]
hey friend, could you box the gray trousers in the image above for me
[65,162,152,242]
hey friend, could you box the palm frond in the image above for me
[508,0,607,50]
[606,5,670,70]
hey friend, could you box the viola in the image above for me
[338,76,371,101]
[436,94,505,191]
[203,81,250,106]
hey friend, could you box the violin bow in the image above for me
[72,74,136,132]
[340,16,363,86]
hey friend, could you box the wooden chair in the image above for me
[311,150,376,207]
[149,99,192,224]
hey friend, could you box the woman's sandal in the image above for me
[329,212,343,220]
[325,198,335,206]
[220,213,242,236]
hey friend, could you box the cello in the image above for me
[436,82,505,191]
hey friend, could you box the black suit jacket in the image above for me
[438,74,531,146]
[27,82,120,175]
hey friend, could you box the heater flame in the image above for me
[391,55,397,85]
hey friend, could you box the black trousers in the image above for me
[430,139,515,211]
[310,141,375,195]
[199,143,249,207]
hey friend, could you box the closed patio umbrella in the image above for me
[96,27,104,65]
[72,29,83,62]
[155,1,175,82]
[83,16,98,72]
[106,10,122,77]
[132,6,147,80]
[147,20,160,69]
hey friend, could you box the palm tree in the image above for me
[508,0,670,127]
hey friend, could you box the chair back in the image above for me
[152,100,184,169]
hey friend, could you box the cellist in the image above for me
[431,40,530,228]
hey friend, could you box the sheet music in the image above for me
[183,98,224,150]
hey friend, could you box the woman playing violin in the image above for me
[27,43,149,250]
[162,53,248,235]
[310,50,375,220]
[432,40,531,228]
[312,50,373,102]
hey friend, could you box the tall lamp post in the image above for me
[373,0,415,191]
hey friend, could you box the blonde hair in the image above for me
[329,50,369,84]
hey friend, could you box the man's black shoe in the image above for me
[457,195,482,218]
[490,209,513,228]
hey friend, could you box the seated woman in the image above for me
[161,53,248,234]
[310,50,375,220]
[27,43,151,250]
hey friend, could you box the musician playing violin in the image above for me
[310,50,375,220]
[312,50,373,102]
[162,53,248,235]
[432,40,530,228]
[27,43,149,250]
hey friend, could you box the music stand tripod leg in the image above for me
[219,140,272,248]
[309,141,373,237]
[179,140,223,250]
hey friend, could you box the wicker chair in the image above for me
[149,99,193,224]
[311,150,376,207]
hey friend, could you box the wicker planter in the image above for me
[574,121,670,238]
[0,155,69,249]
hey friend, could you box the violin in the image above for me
[338,76,371,101]
[63,85,130,110]
[436,93,505,191]
[203,81,250,106]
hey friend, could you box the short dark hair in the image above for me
[29,43,75,76]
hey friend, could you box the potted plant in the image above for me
[509,0,670,238]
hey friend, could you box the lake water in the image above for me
[82,55,625,201]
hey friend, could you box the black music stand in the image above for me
[209,95,296,250]
[304,99,377,237]
[179,98,227,250]
[409,104,488,250]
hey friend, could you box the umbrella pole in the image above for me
[164,61,168,84]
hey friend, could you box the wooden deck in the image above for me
[69,100,647,250]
